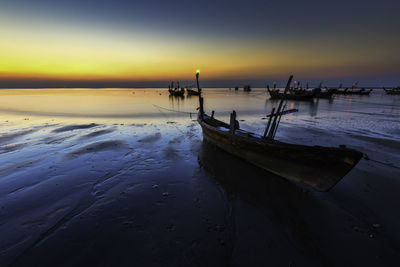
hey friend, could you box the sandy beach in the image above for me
[1,88,400,266]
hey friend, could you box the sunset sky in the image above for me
[1,0,399,87]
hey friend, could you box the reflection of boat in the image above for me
[384,87,400,95]
[195,72,362,191]
[198,140,306,201]
[243,85,251,92]
[168,94,184,100]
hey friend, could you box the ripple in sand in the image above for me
[77,128,116,140]
[66,140,128,158]
[52,124,99,133]
[138,132,161,143]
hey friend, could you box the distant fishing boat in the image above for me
[314,87,335,99]
[168,82,185,96]
[243,85,251,92]
[334,82,372,95]
[384,87,400,95]
[186,87,200,96]
[334,88,372,95]
[195,71,362,191]
[267,87,315,101]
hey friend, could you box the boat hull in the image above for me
[198,115,362,191]
[169,90,185,96]
[385,90,400,95]
[315,91,334,99]
[334,90,371,95]
[186,89,200,95]
[268,91,314,101]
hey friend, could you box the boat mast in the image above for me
[196,70,204,118]
[265,75,293,139]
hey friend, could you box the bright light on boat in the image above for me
[196,69,200,74]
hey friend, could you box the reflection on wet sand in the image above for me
[197,140,333,265]
[265,98,322,118]
[198,140,314,211]
[198,140,400,266]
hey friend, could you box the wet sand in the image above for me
[0,89,400,266]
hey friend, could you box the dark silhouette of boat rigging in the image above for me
[333,82,372,95]
[168,81,185,96]
[383,87,400,95]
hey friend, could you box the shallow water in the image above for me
[0,88,399,266]
[1,88,399,138]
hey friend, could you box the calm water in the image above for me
[1,88,399,139]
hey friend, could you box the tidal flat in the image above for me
[0,88,399,266]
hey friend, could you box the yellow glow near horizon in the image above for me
[0,14,399,82]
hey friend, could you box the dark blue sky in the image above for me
[4,0,399,38]
[1,0,399,87]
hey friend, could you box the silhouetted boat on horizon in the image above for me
[267,87,315,101]
[168,82,185,96]
[186,87,200,95]
[333,83,372,95]
[384,87,400,95]
[334,88,372,95]
[243,85,251,92]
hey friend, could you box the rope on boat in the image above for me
[152,104,186,134]
[151,104,195,119]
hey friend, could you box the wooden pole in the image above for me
[273,103,286,139]
[230,110,237,133]
[268,75,293,139]
[196,71,204,118]
[263,107,275,138]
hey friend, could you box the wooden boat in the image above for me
[384,87,400,95]
[195,72,363,191]
[334,88,372,95]
[268,88,314,101]
[168,88,184,96]
[314,88,334,99]
[186,88,200,95]
[168,85,185,96]
[168,81,185,96]
[243,85,251,92]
